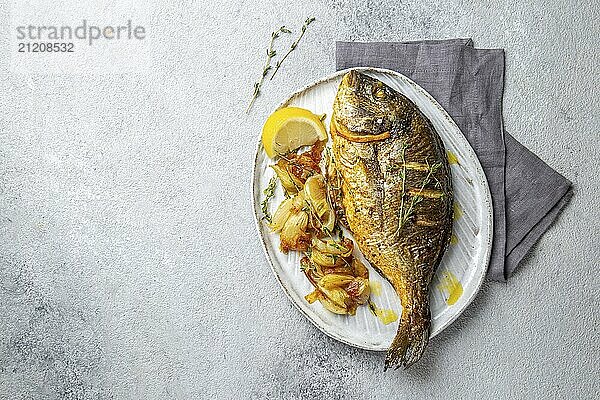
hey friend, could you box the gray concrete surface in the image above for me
[1,0,599,399]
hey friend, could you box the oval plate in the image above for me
[252,67,492,351]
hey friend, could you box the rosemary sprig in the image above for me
[261,176,278,222]
[246,26,291,113]
[269,17,315,80]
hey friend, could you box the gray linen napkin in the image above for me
[336,39,572,281]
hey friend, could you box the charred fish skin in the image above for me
[331,71,453,369]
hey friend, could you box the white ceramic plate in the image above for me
[252,67,492,351]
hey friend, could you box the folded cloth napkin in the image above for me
[336,39,573,281]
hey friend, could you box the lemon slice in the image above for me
[262,107,327,158]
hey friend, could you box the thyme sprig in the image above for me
[261,176,278,222]
[278,153,317,179]
[270,17,316,80]
[395,145,443,234]
[304,199,326,233]
[368,299,378,316]
[300,253,315,272]
[396,142,409,233]
[246,26,291,113]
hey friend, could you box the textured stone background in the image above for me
[1,0,598,399]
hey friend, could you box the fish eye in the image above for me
[372,83,385,99]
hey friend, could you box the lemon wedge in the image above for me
[262,107,327,158]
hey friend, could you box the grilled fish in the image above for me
[330,71,453,369]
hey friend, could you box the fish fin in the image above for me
[384,293,430,370]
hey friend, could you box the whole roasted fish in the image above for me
[330,71,453,369]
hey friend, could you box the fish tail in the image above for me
[384,291,431,370]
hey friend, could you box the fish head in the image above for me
[333,70,411,142]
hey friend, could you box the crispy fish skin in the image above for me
[331,71,453,369]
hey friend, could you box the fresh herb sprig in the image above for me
[395,145,443,234]
[246,26,291,113]
[269,17,316,80]
[396,142,409,233]
[261,176,278,222]
[368,299,378,316]
[246,17,316,112]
